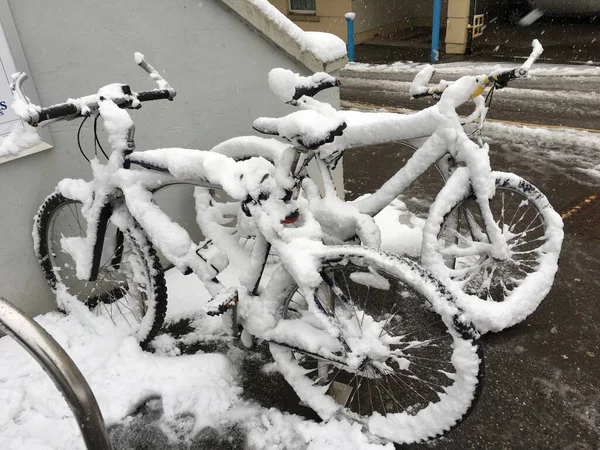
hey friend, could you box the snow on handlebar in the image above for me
[518,38,543,74]
[9,53,176,126]
[268,68,339,104]
[410,39,544,101]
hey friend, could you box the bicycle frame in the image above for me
[56,114,361,362]
[264,106,508,258]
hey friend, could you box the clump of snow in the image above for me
[97,86,135,152]
[349,271,390,290]
[268,68,337,103]
[519,9,544,26]
[372,198,424,257]
[247,0,346,62]
[409,64,436,97]
[133,51,145,65]
[268,68,297,103]
[344,12,356,21]
[254,109,345,149]
[0,123,41,158]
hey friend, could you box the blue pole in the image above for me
[431,0,442,63]
[345,13,355,62]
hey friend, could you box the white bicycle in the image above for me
[230,39,564,334]
[13,54,482,445]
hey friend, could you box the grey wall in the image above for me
[0,0,340,317]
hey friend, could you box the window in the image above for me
[290,0,316,14]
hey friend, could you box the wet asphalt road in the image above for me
[338,70,600,132]
[355,17,600,67]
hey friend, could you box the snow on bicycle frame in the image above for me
[12,51,398,347]
[251,39,563,334]
[13,55,483,445]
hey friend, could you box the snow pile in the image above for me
[0,259,406,449]
[0,297,240,449]
[247,0,346,62]
[372,198,424,256]
[0,123,41,158]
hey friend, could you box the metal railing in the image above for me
[0,297,111,450]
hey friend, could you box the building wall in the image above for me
[271,0,351,44]
[0,0,340,317]
[271,0,449,44]
[352,0,449,43]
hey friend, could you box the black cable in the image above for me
[93,115,109,160]
[77,115,91,163]
[485,84,495,110]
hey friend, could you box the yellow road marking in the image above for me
[340,101,600,134]
[562,194,598,219]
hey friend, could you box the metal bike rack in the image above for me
[0,297,112,450]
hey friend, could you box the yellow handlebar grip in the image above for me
[471,85,485,99]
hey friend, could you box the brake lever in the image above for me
[9,72,42,125]
[134,52,175,96]
[517,39,544,77]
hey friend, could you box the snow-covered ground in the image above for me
[345,60,600,78]
[0,202,418,450]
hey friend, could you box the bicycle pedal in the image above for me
[298,381,353,409]
[205,288,238,317]
[326,381,353,407]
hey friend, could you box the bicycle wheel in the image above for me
[34,192,167,349]
[268,247,482,445]
[421,171,564,333]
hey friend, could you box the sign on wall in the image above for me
[0,2,52,164]
[0,24,21,138]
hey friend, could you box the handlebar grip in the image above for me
[37,103,80,124]
[412,91,434,99]
[292,79,340,101]
[491,69,517,89]
[137,89,174,102]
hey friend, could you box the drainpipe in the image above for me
[431,0,442,62]
[345,12,356,62]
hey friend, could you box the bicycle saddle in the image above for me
[253,110,346,150]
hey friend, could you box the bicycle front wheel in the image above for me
[421,171,564,333]
[33,192,167,349]
[268,247,482,445]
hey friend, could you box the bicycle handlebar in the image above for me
[10,53,176,126]
[410,39,544,100]
[268,68,340,104]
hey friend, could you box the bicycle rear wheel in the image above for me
[34,192,167,349]
[268,247,482,445]
[421,171,564,333]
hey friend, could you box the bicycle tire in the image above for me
[33,192,167,349]
[421,171,564,333]
[268,246,482,445]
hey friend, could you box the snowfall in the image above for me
[1,13,600,447]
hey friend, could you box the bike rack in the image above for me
[0,297,112,450]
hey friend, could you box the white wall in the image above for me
[0,0,340,317]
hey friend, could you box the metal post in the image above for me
[0,297,112,450]
[431,0,442,62]
[345,12,356,62]
[466,0,477,54]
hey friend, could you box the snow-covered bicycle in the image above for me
[231,40,564,334]
[12,55,482,444]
